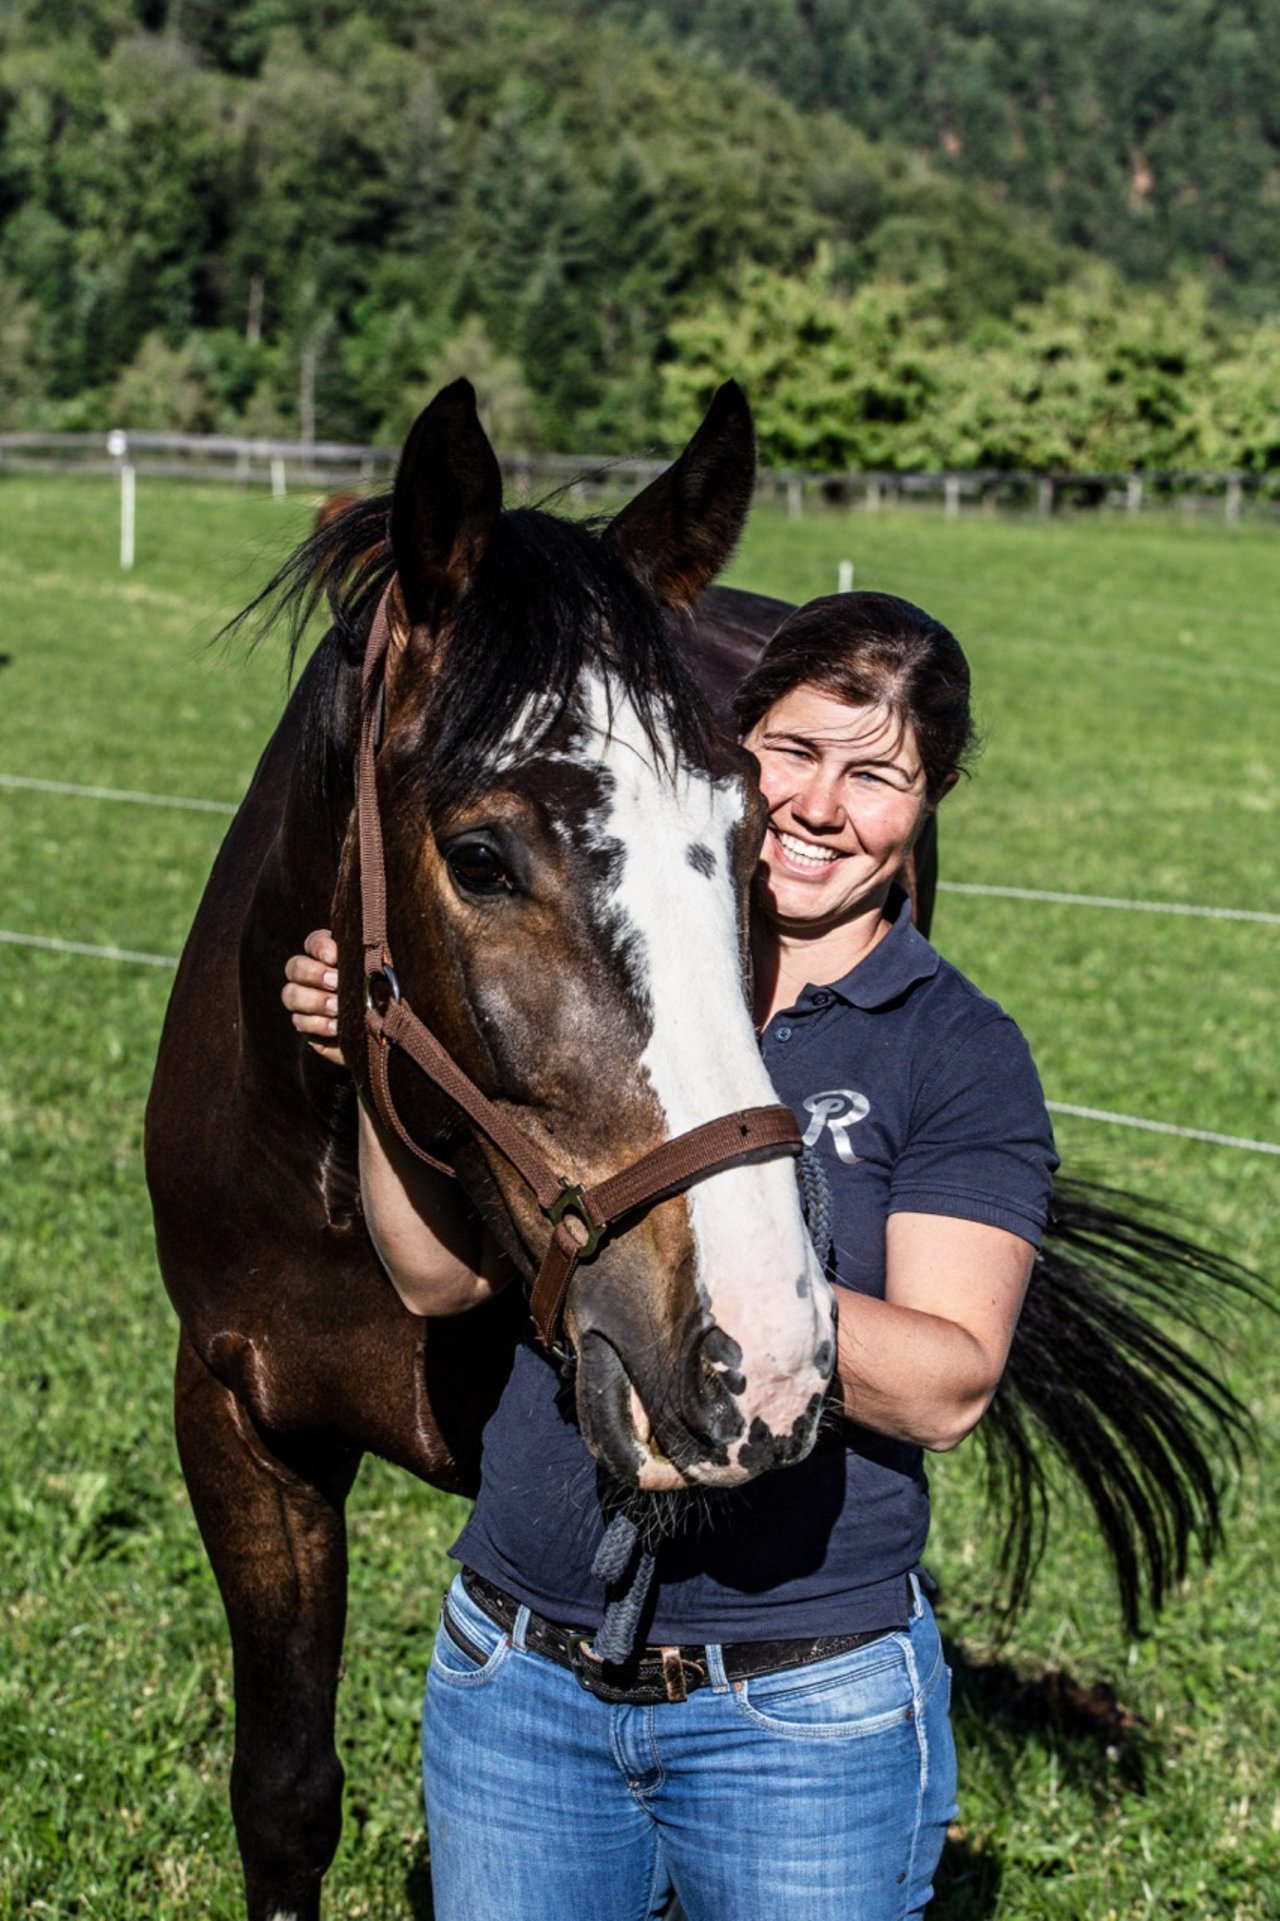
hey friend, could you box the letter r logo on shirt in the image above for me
[801,1090,871,1165]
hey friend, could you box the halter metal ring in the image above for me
[363,964,401,1014]
[546,1179,604,1259]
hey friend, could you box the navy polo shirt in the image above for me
[453,889,1057,1641]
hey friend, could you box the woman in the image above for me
[283,591,1057,1921]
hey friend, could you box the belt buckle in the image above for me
[570,1638,646,1704]
[569,1638,707,1705]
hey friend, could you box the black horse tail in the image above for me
[979,1175,1263,1633]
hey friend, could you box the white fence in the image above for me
[0,430,1269,523]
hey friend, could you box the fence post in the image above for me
[944,474,960,519]
[106,430,134,570]
[270,456,287,501]
[1126,475,1143,513]
[1225,474,1242,525]
[786,476,803,520]
[865,477,881,512]
[1037,477,1054,518]
[837,559,854,594]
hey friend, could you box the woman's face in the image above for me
[744,683,930,937]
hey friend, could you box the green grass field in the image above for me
[1,475,1277,1919]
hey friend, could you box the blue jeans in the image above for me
[422,1571,957,1921]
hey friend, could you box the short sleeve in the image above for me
[889,1015,1058,1244]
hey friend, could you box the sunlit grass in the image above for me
[1,478,1276,1917]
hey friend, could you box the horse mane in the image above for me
[232,492,718,817]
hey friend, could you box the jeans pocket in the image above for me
[733,1634,918,1741]
[428,1577,511,1689]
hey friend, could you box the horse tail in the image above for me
[978,1175,1263,1632]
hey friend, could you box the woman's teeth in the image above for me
[776,830,839,868]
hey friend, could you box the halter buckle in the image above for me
[363,965,401,1015]
[546,1179,604,1259]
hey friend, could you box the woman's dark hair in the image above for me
[732,591,977,805]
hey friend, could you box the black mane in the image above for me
[237,493,719,817]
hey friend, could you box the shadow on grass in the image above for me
[931,1636,1155,1916]
[949,1639,1152,1796]
[405,1848,433,1920]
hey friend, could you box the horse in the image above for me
[146,380,1253,1921]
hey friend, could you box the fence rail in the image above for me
[0,430,1271,521]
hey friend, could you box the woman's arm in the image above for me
[282,928,513,1316]
[833,1214,1034,1451]
[358,1104,513,1317]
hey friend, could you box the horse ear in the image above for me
[604,382,756,611]
[389,379,503,626]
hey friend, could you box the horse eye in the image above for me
[445,840,512,897]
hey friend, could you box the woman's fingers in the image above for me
[284,954,335,994]
[282,930,344,1064]
[303,927,339,969]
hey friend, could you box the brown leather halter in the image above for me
[355,586,804,1353]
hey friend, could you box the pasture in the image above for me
[1,473,1277,1920]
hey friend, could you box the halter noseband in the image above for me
[355,585,803,1353]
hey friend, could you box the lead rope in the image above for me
[587,1513,655,1664]
[586,1150,837,1666]
[798,1146,835,1276]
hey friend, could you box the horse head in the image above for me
[330,380,836,1492]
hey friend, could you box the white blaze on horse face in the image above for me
[576,676,835,1479]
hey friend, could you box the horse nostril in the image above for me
[699,1324,746,1397]
[676,1324,746,1447]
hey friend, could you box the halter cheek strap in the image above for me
[355,585,803,1352]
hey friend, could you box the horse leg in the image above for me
[174,1330,360,1921]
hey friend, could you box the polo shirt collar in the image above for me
[818,885,940,1011]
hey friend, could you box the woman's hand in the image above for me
[282,928,343,1065]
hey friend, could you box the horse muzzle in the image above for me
[572,1306,835,1493]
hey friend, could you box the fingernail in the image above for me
[326,1018,337,1034]
[323,969,338,989]
[325,996,338,1015]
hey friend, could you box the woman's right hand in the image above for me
[282,927,344,1066]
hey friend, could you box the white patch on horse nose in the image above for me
[578,675,835,1465]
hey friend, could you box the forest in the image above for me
[1,0,1278,470]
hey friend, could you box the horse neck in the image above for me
[236,634,360,1074]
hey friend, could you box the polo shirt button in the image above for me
[774,1025,792,1041]
[811,991,833,1006]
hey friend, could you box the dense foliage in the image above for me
[1,0,1277,469]
[596,0,1280,315]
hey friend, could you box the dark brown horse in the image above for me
[147,382,841,1918]
[147,381,1251,1920]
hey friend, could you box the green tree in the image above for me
[109,329,218,430]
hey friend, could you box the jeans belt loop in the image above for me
[704,1642,731,1693]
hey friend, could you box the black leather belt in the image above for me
[452,1568,905,1706]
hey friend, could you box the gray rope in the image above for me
[587,1513,656,1664]
[799,1146,834,1275]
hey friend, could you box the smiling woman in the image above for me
[283,586,1056,1921]
[735,591,974,1007]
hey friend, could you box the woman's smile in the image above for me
[769,826,844,873]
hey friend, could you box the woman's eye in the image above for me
[445,842,511,897]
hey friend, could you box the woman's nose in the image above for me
[792,770,844,829]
